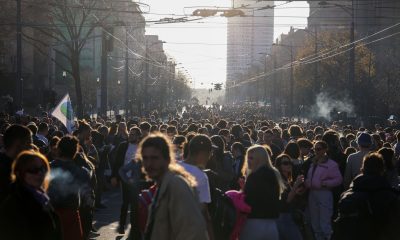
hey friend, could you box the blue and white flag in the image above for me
[51,93,75,133]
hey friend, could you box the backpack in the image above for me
[211,188,237,240]
[204,169,236,239]
[138,184,157,234]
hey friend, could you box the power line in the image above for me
[227,22,400,89]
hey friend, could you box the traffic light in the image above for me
[214,83,222,90]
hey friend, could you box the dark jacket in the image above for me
[244,165,280,219]
[231,155,245,190]
[74,152,96,208]
[335,174,400,240]
[112,141,129,180]
[0,152,13,203]
[0,183,62,240]
[48,159,90,209]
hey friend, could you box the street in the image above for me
[92,189,129,240]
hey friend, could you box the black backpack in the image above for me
[204,169,236,240]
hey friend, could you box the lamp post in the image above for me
[96,77,100,113]
[319,0,355,98]
[273,43,294,119]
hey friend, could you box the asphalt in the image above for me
[92,188,131,240]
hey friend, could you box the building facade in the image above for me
[226,0,274,102]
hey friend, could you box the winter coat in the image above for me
[334,174,400,240]
[48,159,90,209]
[146,171,209,240]
[226,190,251,240]
[0,183,62,240]
[305,158,342,190]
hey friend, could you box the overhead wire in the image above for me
[227,23,400,89]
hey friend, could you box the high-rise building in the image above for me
[226,0,274,92]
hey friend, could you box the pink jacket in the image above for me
[305,159,343,190]
[225,190,251,240]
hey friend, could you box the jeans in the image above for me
[277,212,303,240]
[240,218,279,240]
[308,190,333,240]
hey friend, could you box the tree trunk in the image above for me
[72,53,84,119]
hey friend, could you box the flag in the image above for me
[52,93,75,133]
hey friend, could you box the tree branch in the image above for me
[22,36,73,76]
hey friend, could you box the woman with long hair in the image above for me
[305,141,342,240]
[275,154,304,240]
[113,122,129,147]
[378,147,399,189]
[0,151,62,240]
[284,141,302,179]
[239,145,285,240]
[138,134,208,240]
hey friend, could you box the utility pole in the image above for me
[169,63,175,107]
[124,30,129,117]
[16,0,22,108]
[100,28,108,116]
[314,26,319,94]
[143,44,149,113]
[349,0,355,99]
[271,54,277,118]
[263,56,267,103]
[289,43,294,119]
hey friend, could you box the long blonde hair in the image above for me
[242,145,285,194]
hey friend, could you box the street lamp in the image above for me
[273,43,294,119]
[319,0,355,98]
[96,77,100,112]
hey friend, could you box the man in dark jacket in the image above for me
[111,127,142,234]
[0,124,32,203]
[48,135,91,240]
[334,153,400,240]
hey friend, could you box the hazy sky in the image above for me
[142,1,309,88]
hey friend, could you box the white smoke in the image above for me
[309,92,354,121]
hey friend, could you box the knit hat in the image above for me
[357,132,372,147]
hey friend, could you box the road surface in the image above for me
[92,189,131,240]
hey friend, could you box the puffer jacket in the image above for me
[305,158,342,190]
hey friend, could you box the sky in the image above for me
[141,0,309,89]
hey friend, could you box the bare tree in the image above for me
[23,0,111,117]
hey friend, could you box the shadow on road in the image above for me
[94,189,122,229]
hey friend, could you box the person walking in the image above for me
[305,141,342,240]
[239,145,284,240]
[111,127,142,234]
[140,134,209,240]
[48,136,91,240]
[335,153,400,240]
[343,132,372,189]
[0,124,33,202]
[275,154,304,240]
[0,150,62,240]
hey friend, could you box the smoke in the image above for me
[309,92,354,121]
[48,168,81,198]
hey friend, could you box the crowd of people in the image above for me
[0,106,400,240]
